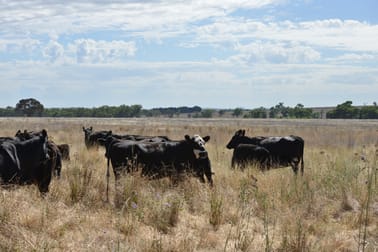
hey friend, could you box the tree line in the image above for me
[0,98,377,119]
[327,101,378,119]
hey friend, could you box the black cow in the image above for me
[15,130,62,178]
[231,144,270,170]
[57,144,70,160]
[135,135,213,184]
[0,129,51,193]
[100,135,172,178]
[99,135,170,200]
[83,126,112,149]
[102,136,139,178]
[102,134,213,200]
[226,129,304,175]
[111,133,171,142]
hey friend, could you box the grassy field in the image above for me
[0,117,377,252]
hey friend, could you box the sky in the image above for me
[0,0,377,109]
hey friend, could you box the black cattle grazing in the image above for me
[226,129,304,175]
[231,144,270,170]
[0,129,51,193]
[83,126,112,149]
[57,144,70,160]
[100,135,179,179]
[135,135,213,184]
[101,136,139,178]
[15,130,62,178]
[101,134,213,200]
[99,135,172,178]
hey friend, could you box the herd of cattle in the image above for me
[0,126,304,195]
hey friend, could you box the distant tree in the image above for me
[248,107,268,118]
[232,107,243,117]
[269,102,290,118]
[200,109,213,118]
[359,105,378,119]
[218,109,226,117]
[327,101,359,119]
[0,106,15,117]
[15,98,44,117]
[129,104,142,117]
[293,104,313,118]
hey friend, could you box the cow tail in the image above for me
[106,156,110,202]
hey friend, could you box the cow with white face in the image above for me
[188,134,210,159]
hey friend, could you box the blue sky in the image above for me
[0,0,377,109]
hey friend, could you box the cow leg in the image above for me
[231,156,236,169]
[56,153,62,178]
[259,157,267,171]
[290,159,299,175]
[38,169,52,195]
[300,157,304,175]
[202,159,213,186]
[239,161,246,171]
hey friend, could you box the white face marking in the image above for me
[193,135,206,148]
[192,135,208,158]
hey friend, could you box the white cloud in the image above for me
[326,53,377,64]
[0,38,40,54]
[70,39,137,63]
[232,41,321,64]
[43,40,64,63]
[194,18,378,52]
[0,0,281,40]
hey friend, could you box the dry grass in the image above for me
[0,117,377,251]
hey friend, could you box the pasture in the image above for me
[0,117,377,251]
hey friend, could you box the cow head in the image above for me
[83,126,94,148]
[226,129,246,149]
[15,129,35,140]
[82,126,93,139]
[185,134,210,159]
[39,129,50,163]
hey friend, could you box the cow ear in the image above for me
[242,130,245,136]
[82,126,85,131]
[90,126,93,131]
[203,136,210,142]
[16,130,21,134]
[41,129,48,138]
[185,135,191,141]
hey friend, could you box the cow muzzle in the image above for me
[194,149,208,159]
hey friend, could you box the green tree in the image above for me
[293,104,313,118]
[248,107,267,118]
[327,101,359,119]
[15,98,44,116]
[200,109,213,118]
[218,109,226,117]
[232,107,243,117]
[269,102,290,118]
[359,105,378,119]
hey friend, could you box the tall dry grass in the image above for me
[0,117,377,251]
